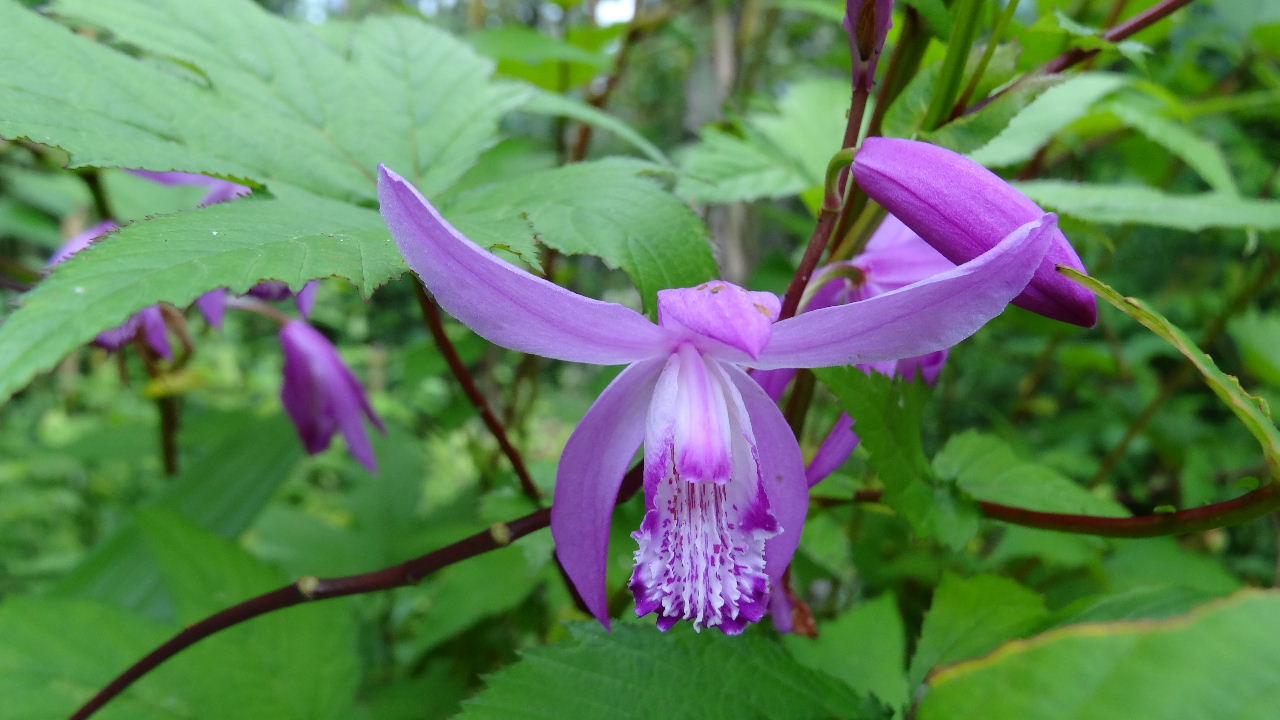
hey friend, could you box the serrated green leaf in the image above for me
[919,591,1280,720]
[0,191,396,401]
[884,44,1018,140]
[966,73,1129,167]
[1017,181,1280,230]
[935,431,1128,516]
[908,573,1047,688]
[925,75,1062,153]
[677,78,848,205]
[461,624,884,719]
[451,159,717,311]
[1104,100,1239,194]
[815,367,979,548]
[784,593,910,709]
[51,412,302,619]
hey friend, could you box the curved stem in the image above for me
[966,0,1198,115]
[818,482,1280,538]
[414,283,543,503]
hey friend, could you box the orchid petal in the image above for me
[138,305,173,360]
[48,221,117,268]
[196,288,228,328]
[723,364,808,631]
[806,414,860,487]
[751,214,1057,369]
[378,165,675,365]
[552,358,667,627]
[295,280,319,318]
[658,282,780,359]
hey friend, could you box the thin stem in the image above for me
[224,296,292,326]
[867,6,927,138]
[814,482,1280,538]
[922,0,983,131]
[966,0,1198,114]
[70,464,645,720]
[949,0,1022,119]
[414,284,543,503]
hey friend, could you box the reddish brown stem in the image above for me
[69,465,645,720]
[967,0,1198,114]
[414,283,543,502]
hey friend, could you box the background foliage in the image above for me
[1,0,1279,718]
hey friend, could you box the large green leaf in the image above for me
[935,431,1128,516]
[1,510,360,720]
[451,159,717,309]
[1103,99,1239,194]
[0,191,394,401]
[136,511,360,720]
[460,624,884,720]
[1016,181,1280,231]
[0,0,716,398]
[918,591,1280,720]
[815,367,979,548]
[784,593,910,709]
[51,412,302,619]
[908,574,1048,688]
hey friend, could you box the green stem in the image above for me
[922,0,983,131]
[949,0,1021,120]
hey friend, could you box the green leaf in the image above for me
[677,78,849,205]
[1017,181,1280,231]
[1103,99,1239,194]
[1063,268,1280,477]
[816,367,979,548]
[884,45,1019,140]
[40,0,511,201]
[504,82,669,164]
[1043,585,1219,630]
[134,511,360,720]
[451,159,717,311]
[784,594,910,709]
[51,412,302,619]
[908,573,1048,688]
[0,191,396,402]
[918,591,1280,720]
[468,26,608,90]
[966,73,1129,167]
[924,75,1062,154]
[460,624,884,719]
[1230,311,1280,387]
[934,431,1128,516]
[0,597,181,720]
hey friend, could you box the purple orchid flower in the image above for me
[279,320,385,472]
[845,0,894,92]
[757,214,955,487]
[378,164,1056,634]
[852,137,1097,327]
[48,221,172,359]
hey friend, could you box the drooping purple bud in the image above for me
[844,0,894,92]
[196,288,229,328]
[295,281,319,319]
[852,137,1097,327]
[278,320,385,471]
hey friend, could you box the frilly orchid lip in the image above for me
[377,163,1054,633]
[853,137,1098,328]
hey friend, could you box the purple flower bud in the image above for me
[279,320,385,471]
[844,0,894,92]
[852,137,1097,327]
